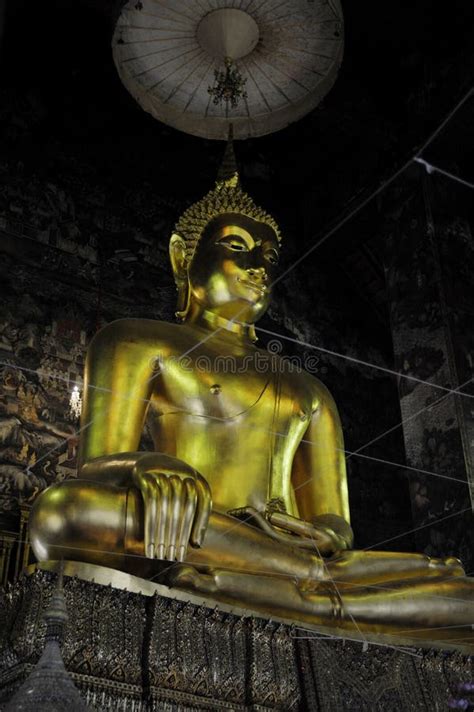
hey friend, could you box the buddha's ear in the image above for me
[169,233,188,282]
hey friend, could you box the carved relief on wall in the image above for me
[0,306,85,518]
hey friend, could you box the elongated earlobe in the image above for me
[169,233,187,279]
[169,233,191,321]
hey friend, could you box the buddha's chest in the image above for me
[148,344,314,512]
[152,346,312,425]
[155,352,273,420]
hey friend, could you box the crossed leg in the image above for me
[30,480,473,643]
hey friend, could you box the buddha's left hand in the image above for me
[268,511,354,555]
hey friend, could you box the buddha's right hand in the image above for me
[131,453,212,562]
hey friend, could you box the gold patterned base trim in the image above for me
[26,561,473,655]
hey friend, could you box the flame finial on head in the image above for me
[216,124,239,188]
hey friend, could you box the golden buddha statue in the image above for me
[29,141,474,648]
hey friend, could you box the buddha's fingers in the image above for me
[155,475,170,560]
[191,474,212,548]
[269,511,315,538]
[166,476,185,560]
[177,478,198,562]
[269,511,341,555]
[141,475,160,560]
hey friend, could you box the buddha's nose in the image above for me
[246,267,268,283]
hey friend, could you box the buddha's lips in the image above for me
[237,278,268,295]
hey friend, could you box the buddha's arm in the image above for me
[78,319,155,475]
[76,319,211,558]
[290,380,353,554]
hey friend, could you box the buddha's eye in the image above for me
[264,249,279,265]
[217,237,249,252]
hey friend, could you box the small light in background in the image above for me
[68,385,82,421]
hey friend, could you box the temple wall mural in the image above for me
[385,178,474,570]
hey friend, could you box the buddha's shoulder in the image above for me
[284,367,337,413]
[90,318,181,347]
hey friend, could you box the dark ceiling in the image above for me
[1,0,474,333]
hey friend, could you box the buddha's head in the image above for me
[169,141,281,330]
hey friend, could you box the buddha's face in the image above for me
[187,213,280,323]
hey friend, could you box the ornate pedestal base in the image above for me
[0,563,472,711]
